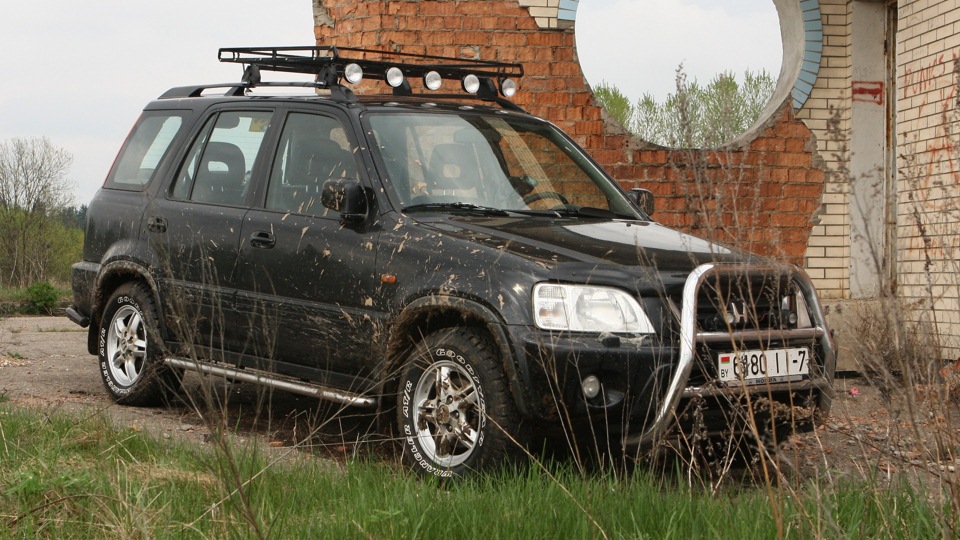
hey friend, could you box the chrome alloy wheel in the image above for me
[105,305,148,387]
[411,360,481,468]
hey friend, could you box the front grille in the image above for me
[665,265,827,388]
[692,271,801,333]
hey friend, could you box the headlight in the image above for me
[533,283,655,334]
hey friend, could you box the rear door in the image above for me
[233,109,382,383]
[146,107,276,355]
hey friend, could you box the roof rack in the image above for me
[221,46,521,79]
[192,46,526,108]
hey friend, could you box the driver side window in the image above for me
[266,112,358,217]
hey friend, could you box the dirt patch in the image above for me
[2,316,958,486]
[789,376,960,487]
[0,315,205,443]
[0,316,380,457]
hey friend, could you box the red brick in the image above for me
[387,3,418,16]
[784,184,819,198]
[418,15,445,30]
[784,139,807,153]
[430,2,457,16]
[460,16,482,30]
[788,169,809,183]
[526,32,563,47]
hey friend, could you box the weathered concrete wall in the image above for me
[312,0,826,264]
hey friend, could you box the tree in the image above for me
[592,81,636,132]
[594,65,777,148]
[52,204,87,230]
[0,137,76,288]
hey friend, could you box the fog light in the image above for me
[778,309,799,327]
[500,78,517,97]
[582,375,601,399]
[386,67,405,88]
[344,63,364,84]
[424,70,442,91]
[462,74,480,94]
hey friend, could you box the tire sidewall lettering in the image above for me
[99,291,146,395]
[116,295,140,312]
[401,380,412,419]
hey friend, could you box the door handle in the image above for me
[250,231,276,249]
[147,216,167,233]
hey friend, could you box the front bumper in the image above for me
[508,263,837,447]
[508,324,676,426]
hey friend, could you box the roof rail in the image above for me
[158,81,353,101]
[215,46,525,106]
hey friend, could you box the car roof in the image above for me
[144,90,531,119]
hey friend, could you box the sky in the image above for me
[0,0,781,206]
[577,0,782,104]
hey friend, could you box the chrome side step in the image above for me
[164,357,377,408]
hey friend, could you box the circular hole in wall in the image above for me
[575,0,784,148]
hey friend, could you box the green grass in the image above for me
[0,284,71,315]
[0,404,952,539]
[0,287,26,303]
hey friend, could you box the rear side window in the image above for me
[171,111,273,206]
[107,112,186,190]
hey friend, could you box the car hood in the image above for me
[415,215,758,273]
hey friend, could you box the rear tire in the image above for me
[98,282,180,406]
[397,327,520,477]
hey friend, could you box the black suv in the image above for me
[68,47,835,476]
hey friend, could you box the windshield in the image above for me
[366,111,640,217]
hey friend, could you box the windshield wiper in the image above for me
[402,202,510,216]
[513,206,634,220]
[555,206,620,219]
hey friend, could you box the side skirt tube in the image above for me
[165,357,377,408]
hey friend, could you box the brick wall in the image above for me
[796,0,852,300]
[794,0,960,357]
[313,0,826,264]
[894,0,960,348]
[607,107,824,259]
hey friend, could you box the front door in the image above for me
[233,111,382,387]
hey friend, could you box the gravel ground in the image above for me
[0,315,370,454]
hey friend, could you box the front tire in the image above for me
[397,328,520,477]
[98,282,179,406]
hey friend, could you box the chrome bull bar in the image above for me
[622,263,837,447]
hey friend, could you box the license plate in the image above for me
[717,347,809,386]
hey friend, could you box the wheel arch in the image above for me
[383,294,533,417]
[87,261,164,355]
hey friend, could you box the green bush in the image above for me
[24,281,59,315]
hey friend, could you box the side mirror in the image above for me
[321,178,368,224]
[629,188,655,217]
